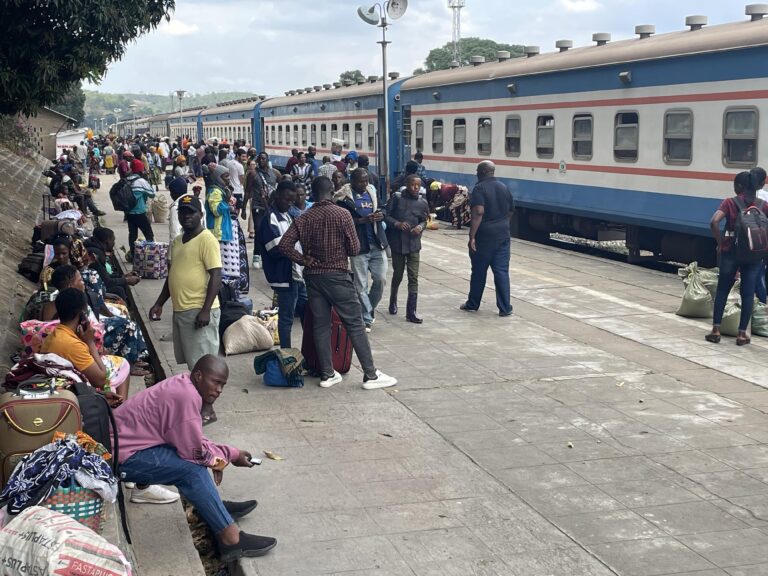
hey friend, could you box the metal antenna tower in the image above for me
[448,0,466,65]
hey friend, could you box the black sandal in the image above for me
[737,336,751,346]
[705,333,721,344]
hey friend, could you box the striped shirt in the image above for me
[278,200,359,275]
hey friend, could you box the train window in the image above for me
[432,120,443,153]
[614,112,639,161]
[505,116,521,157]
[572,114,593,160]
[723,108,758,167]
[278,126,283,145]
[368,122,375,150]
[271,126,275,144]
[477,117,492,156]
[301,124,307,147]
[293,124,299,146]
[414,120,424,152]
[453,119,466,154]
[342,123,350,148]
[321,124,328,147]
[536,115,555,158]
[264,126,269,145]
[354,123,363,149]
[310,124,317,146]
[331,123,338,142]
[664,110,693,165]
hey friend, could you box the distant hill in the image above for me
[84,90,258,129]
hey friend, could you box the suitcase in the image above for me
[301,306,353,375]
[133,240,169,279]
[0,387,81,486]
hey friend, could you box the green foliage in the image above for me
[0,116,35,157]
[83,91,260,128]
[416,37,525,73]
[0,0,175,116]
[51,85,86,125]
[339,70,366,84]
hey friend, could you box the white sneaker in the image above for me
[362,370,397,390]
[130,485,180,504]
[319,371,342,388]
[123,482,136,489]
[252,255,262,269]
[365,324,372,333]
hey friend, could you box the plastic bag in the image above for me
[752,299,768,337]
[720,300,744,336]
[677,264,713,318]
[152,194,168,223]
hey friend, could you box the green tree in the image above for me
[1,1,175,116]
[339,69,366,84]
[51,85,86,126]
[415,37,525,74]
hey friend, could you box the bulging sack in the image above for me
[677,264,713,318]
[720,300,744,337]
[751,299,768,337]
[223,315,274,356]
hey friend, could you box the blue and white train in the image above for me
[117,6,767,264]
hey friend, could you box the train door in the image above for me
[401,105,412,177]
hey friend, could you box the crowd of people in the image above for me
[8,130,521,563]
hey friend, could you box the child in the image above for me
[385,174,429,323]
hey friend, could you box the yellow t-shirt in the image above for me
[41,323,94,372]
[169,230,222,312]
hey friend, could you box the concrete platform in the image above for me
[96,172,768,576]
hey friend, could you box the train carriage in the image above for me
[169,107,204,142]
[258,75,406,179]
[398,7,768,264]
[200,98,263,147]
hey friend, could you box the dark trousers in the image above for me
[391,251,420,294]
[466,238,512,314]
[275,280,307,349]
[305,272,376,379]
[126,212,154,251]
[713,250,764,331]
[251,209,266,256]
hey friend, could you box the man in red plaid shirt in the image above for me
[278,176,397,389]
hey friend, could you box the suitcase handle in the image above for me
[2,404,75,435]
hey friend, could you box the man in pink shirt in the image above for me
[115,355,277,560]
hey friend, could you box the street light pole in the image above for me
[176,90,186,140]
[129,104,137,138]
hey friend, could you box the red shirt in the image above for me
[278,200,360,275]
[718,194,768,252]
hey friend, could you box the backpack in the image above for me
[109,177,137,212]
[733,196,768,263]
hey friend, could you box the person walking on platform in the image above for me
[278,176,397,390]
[335,168,388,332]
[149,195,222,424]
[706,168,768,346]
[460,160,515,316]
[386,174,429,323]
[126,159,155,260]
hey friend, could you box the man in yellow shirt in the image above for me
[150,195,223,418]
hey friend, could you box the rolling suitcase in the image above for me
[0,386,81,486]
[301,306,353,375]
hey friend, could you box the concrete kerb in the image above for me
[112,248,207,576]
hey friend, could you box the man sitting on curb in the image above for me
[114,355,276,560]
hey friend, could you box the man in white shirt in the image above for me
[228,148,246,211]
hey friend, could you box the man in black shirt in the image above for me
[461,161,515,316]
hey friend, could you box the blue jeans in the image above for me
[756,261,767,303]
[275,280,307,348]
[120,445,233,533]
[713,250,764,331]
[350,246,387,325]
[466,238,512,314]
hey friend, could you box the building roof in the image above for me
[41,107,77,123]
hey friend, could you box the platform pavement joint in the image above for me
[93,169,768,576]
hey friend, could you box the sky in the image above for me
[89,0,747,97]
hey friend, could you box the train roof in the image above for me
[202,97,263,115]
[147,112,174,122]
[261,77,405,109]
[402,16,768,90]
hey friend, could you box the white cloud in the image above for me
[560,0,602,12]
[160,19,199,36]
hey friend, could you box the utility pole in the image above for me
[448,0,466,66]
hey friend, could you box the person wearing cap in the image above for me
[344,151,359,175]
[150,194,222,423]
[125,158,156,259]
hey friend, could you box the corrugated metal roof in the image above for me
[261,79,396,109]
[402,18,768,90]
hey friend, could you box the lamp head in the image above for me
[386,0,408,19]
[357,5,380,25]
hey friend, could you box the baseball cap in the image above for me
[177,195,202,212]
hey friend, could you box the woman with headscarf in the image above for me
[206,165,249,292]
